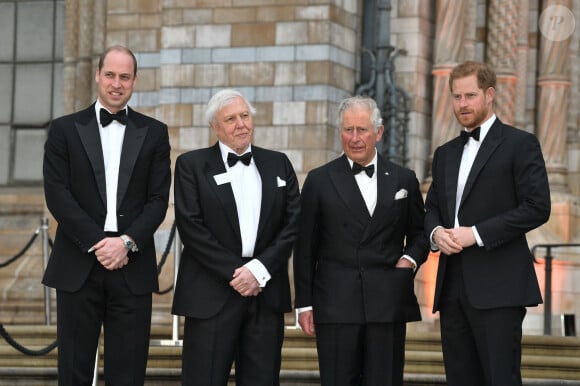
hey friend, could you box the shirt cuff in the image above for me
[244,259,271,287]
[429,226,443,251]
[400,255,417,272]
[297,306,312,313]
[472,225,484,247]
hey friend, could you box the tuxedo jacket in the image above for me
[42,103,171,295]
[171,143,300,319]
[293,154,429,324]
[425,118,551,312]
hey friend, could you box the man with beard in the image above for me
[424,61,551,386]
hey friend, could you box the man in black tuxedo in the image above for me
[424,61,551,386]
[171,89,300,385]
[42,45,171,385]
[293,96,429,386]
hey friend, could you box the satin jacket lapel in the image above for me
[117,109,148,209]
[205,144,242,242]
[76,109,107,207]
[444,138,464,225]
[460,121,502,209]
[253,148,276,237]
[362,156,397,242]
[329,155,370,227]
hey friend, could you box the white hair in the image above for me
[205,89,256,125]
[336,96,383,129]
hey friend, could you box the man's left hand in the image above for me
[395,258,415,269]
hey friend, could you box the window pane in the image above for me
[13,129,45,181]
[0,65,13,123]
[0,3,15,61]
[0,126,10,184]
[16,1,54,61]
[14,64,52,125]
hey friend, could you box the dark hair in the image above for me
[98,45,138,76]
[449,61,496,92]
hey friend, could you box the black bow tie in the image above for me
[100,108,127,127]
[460,127,480,144]
[227,152,252,167]
[351,162,375,178]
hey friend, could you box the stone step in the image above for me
[0,325,579,383]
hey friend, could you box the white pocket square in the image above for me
[277,176,286,187]
[395,188,408,200]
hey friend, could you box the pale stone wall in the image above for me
[55,0,580,333]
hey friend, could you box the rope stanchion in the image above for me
[0,324,57,356]
[154,221,177,295]
[40,218,52,326]
[0,219,182,359]
[0,229,39,268]
[150,226,183,347]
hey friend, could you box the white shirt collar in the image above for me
[345,149,378,169]
[95,100,128,127]
[218,142,253,166]
[463,114,496,143]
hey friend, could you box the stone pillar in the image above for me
[536,0,573,191]
[486,0,519,125]
[63,0,78,114]
[514,0,529,132]
[430,0,467,155]
[63,0,99,114]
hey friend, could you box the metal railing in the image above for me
[0,217,181,348]
[531,243,580,335]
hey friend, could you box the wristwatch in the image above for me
[120,235,137,252]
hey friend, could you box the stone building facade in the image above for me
[1,0,578,334]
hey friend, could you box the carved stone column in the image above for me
[430,0,467,156]
[486,0,518,125]
[63,0,104,114]
[537,0,573,191]
[515,0,529,132]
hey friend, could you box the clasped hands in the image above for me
[434,226,476,255]
[230,266,262,297]
[93,237,129,271]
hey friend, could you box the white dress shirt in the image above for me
[297,150,416,315]
[454,115,496,246]
[430,114,496,249]
[219,142,271,287]
[348,153,378,216]
[96,101,126,232]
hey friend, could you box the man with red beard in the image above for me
[424,61,551,386]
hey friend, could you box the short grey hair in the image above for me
[336,96,383,130]
[205,89,257,125]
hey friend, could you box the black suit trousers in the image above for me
[56,262,152,386]
[439,254,526,386]
[315,322,406,386]
[181,292,284,386]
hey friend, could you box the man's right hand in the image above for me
[298,310,316,336]
[93,237,129,270]
[433,227,463,255]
